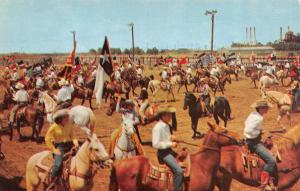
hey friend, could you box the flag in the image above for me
[99,36,113,75]
[94,36,113,106]
[179,56,188,65]
[58,38,77,80]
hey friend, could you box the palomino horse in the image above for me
[261,90,292,128]
[276,69,289,87]
[183,92,232,138]
[258,75,279,91]
[112,118,138,160]
[109,122,240,191]
[26,133,113,191]
[148,80,175,102]
[216,124,300,191]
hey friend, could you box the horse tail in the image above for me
[109,165,118,191]
[224,98,231,119]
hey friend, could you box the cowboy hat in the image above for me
[52,109,69,121]
[157,105,176,115]
[15,82,24,90]
[123,99,134,105]
[251,100,273,109]
[58,78,69,86]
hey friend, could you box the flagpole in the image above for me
[205,10,217,56]
[129,22,135,61]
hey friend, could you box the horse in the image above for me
[219,74,232,91]
[261,90,292,128]
[216,124,300,191]
[148,79,175,103]
[183,92,232,132]
[112,118,138,160]
[72,78,95,109]
[276,69,289,87]
[258,75,279,91]
[2,90,44,141]
[25,133,113,191]
[109,122,240,191]
[38,91,57,123]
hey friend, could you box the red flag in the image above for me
[179,56,188,65]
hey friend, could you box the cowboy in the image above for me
[8,82,29,129]
[265,64,276,79]
[45,109,79,190]
[35,74,45,90]
[116,95,141,142]
[244,100,277,189]
[91,65,97,79]
[136,66,143,80]
[137,88,152,124]
[186,65,192,84]
[198,79,214,117]
[12,68,19,82]
[55,79,74,110]
[152,106,183,191]
[210,65,219,82]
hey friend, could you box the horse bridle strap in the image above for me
[116,144,135,153]
[69,169,93,180]
[201,145,220,152]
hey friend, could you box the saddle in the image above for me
[142,148,191,191]
[35,150,76,190]
[239,137,281,180]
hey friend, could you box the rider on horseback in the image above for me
[152,106,183,191]
[54,79,74,111]
[198,79,214,117]
[35,73,45,90]
[8,82,29,131]
[244,100,277,190]
[290,80,300,112]
[137,88,152,124]
[45,109,79,190]
[161,66,171,89]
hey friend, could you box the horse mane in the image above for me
[277,124,300,149]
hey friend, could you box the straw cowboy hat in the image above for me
[58,78,69,86]
[15,82,24,90]
[251,100,273,109]
[52,109,69,121]
[157,105,176,116]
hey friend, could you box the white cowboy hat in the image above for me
[15,82,24,90]
[157,105,176,115]
[52,109,69,121]
[251,100,273,109]
[58,78,69,86]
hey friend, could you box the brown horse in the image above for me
[216,124,300,191]
[71,78,95,109]
[219,74,232,91]
[109,122,240,191]
[2,89,44,141]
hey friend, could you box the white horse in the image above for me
[148,79,175,102]
[258,75,279,91]
[261,90,292,128]
[26,133,112,191]
[170,74,181,86]
[38,91,57,123]
[113,118,137,160]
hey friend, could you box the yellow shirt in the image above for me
[45,122,78,152]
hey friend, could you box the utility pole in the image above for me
[205,10,217,56]
[128,22,135,61]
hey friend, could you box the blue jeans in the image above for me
[157,149,184,191]
[52,142,73,177]
[248,139,276,174]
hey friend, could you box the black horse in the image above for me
[183,92,232,138]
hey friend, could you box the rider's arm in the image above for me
[45,124,57,152]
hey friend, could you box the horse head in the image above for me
[183,92,196,110]
[121,118,135,137]
[206,121,240,147]
[85,133,113,168]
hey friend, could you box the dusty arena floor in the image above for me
[0,66,300,191]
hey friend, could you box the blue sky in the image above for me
[0,0,300,53]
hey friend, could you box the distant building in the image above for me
[284,31,300,43]
[227,46,275,55]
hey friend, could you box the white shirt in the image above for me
[152,120,173,150]
[137,68,143,75]
[56,85,74,102]
[48,71,56,79]
[186,67,192,75]
[210,68,219,77]
[161,70,168,79]
[285,63,290,69]
[36,77,44,88]
[14,89,29,102]
[257,64,263,69]
[266,66,274,75]
[77,75,84,85]
[244,111,263,139]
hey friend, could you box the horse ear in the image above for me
[207,121,216,131]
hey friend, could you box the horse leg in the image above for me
[213,109,220,125]
[177,84,181,93]
[134,125,142,144]
[184,83,188,93]
[16,120,23,141]
[216,168,233,191]
[81,97,85,106]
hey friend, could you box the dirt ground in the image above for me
[0,65,299,191]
